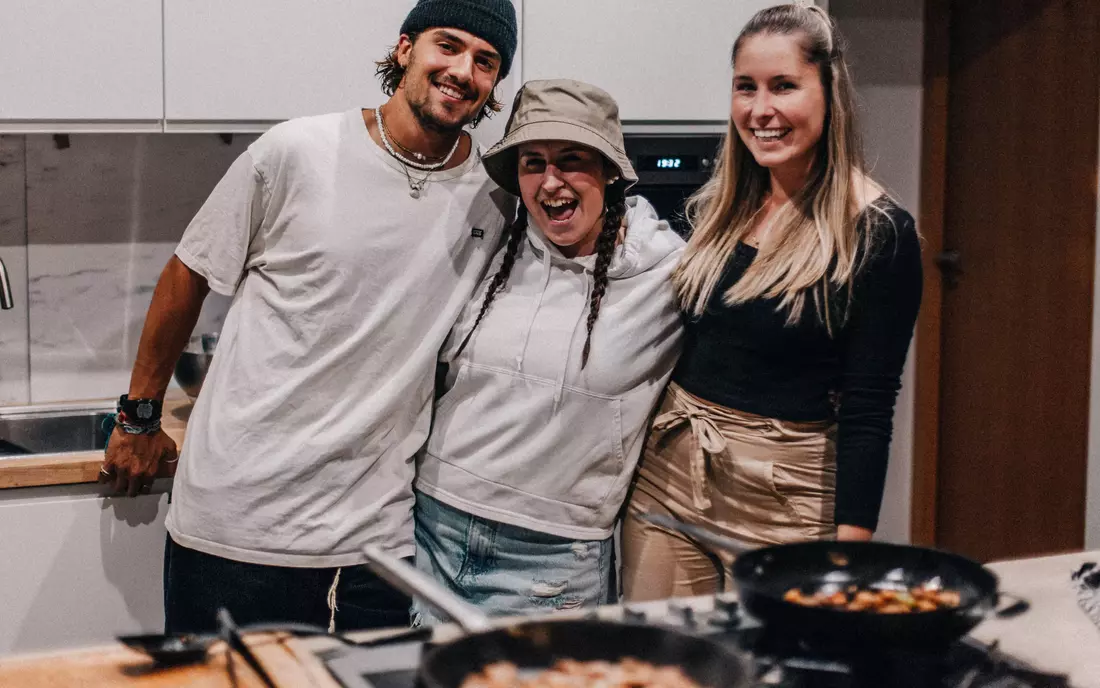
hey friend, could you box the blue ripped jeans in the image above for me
[413,490,612,625]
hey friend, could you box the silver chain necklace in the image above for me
[376,108,461,198]
[376,107,461,199]
[400,160,435,199]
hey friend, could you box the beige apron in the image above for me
[622,382,836,601]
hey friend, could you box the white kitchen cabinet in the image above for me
[522,0,793,122]
[162,0,417,124]
[163,0,522,142]
[0,1,820,130]
[0,1,162,126]
[0,484,170,654]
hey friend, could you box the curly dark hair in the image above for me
[454,192,628,369]
[374,32,503,128]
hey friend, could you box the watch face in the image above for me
[137,401,154,420]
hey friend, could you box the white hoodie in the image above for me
[415,196,685,540]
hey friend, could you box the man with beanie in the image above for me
[101,0,518,633]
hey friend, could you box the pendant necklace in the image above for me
[376,107,462,198]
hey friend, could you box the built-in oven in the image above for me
[623,133,725,238]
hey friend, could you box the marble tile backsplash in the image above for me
[0,136,30,405]
[1,133,257,404]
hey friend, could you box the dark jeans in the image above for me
[163,535,412,634]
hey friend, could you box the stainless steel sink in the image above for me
[0,402,115,457]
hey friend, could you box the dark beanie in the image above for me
[400,0,518,78]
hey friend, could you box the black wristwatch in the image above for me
[117,394,163,424]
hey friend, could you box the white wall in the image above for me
[831,0,925,543]
[1087,80,1100,550]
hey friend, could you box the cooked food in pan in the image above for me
[783,584,962,613]
[458,658,708,688]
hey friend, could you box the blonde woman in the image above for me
[622,3,922,600]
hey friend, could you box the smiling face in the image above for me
[396,28,501,133]
[517,141,613,258]
[732,32,827,182]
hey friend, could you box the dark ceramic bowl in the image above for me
[173,351,213,399]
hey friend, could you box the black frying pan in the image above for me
[642,514,1027,650]
[361,545,753,688]
[420,619,750,688]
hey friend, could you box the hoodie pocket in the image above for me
[426,363,626,511]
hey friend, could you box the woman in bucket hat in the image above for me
[412,79,685,621]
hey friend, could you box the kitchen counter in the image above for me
[0,631,341,688]
[972,549,1100,687]
[2,550,1097,686]
[0,392,192,489]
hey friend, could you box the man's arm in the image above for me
[129,256,211,399]
[102,256,210,496]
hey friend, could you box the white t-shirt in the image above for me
[166,109,511,567]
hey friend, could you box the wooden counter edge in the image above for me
[0,633,342,687]
[0,396,191,490]
[252,633,344,688]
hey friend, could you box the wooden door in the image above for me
[914,0,1100,561]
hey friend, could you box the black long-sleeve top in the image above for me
[672,199,922,530]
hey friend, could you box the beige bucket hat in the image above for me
[481,79,638,197]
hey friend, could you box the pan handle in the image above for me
[993,592,1029,618]
[638,513,753,555]
[362,544,494,633]
[217,608,277,688]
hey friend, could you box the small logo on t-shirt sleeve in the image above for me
[471,228,485,239]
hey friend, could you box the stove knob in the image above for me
[622,605,647,623]
[715,592,739,613]
[668,602,696,628]
[710,594,741,628]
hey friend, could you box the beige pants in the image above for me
[621,383,837,601]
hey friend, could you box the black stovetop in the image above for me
[719,624,1070,687]
[320,608,1071,688]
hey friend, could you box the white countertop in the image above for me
[970,550,1100,687]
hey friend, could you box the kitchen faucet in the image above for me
[0,255,13,310]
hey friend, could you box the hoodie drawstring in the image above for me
[554,269,591,410]
[516,244,552,372]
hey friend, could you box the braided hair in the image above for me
[453,205,528,360]
[580,190,626,368]
[454,191,628,369]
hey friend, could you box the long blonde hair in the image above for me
[674,3,883,334]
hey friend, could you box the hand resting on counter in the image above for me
[100,426,178,497]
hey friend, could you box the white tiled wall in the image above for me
[0,136,30,405]
[1,133,256,404]
[26,242,201,401]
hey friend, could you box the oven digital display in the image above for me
[638,155,700,172]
